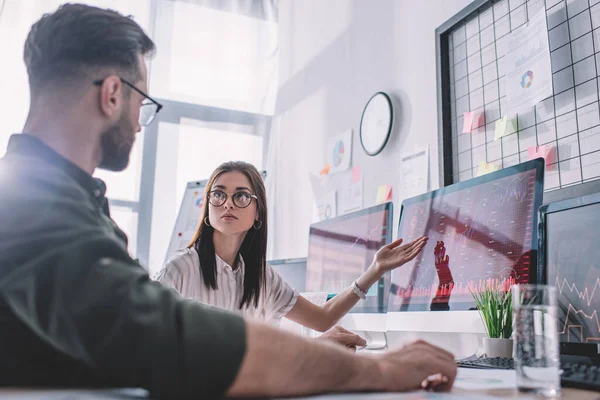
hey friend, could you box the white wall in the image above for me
[271,0,484,352]
[270,0,475,259]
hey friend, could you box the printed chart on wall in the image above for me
[389,167,538,312]
[505,8,553,116]
[327,130,352,174]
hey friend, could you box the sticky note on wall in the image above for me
[376,185,392,204]
[463,112,475,133]
[472,111,485,130]
[528,145,553,165]
[476,161,500,177]
[494,115,514,141]
[463,111,486,133]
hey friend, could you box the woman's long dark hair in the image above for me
[188,161,267,309]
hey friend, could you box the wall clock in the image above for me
[359,92,393,156]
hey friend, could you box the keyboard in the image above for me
[562,363,600,391]
[457,357,600,391]
[457,357,514,369]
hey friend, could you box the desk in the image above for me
[0,387,597,399]
[454,387,599,399]
[279,389,599,399]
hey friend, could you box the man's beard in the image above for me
[98,112,135,172]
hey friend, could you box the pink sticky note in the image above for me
[463,112,474,133]
[376,185,392,204]
[472,111,486,130]
[528,145,553,165]
[385,186,393,201]
[352,165,361,183]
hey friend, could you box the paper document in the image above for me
[341,167,363,214]
[454,368,517,391]
[315,191,337,222]
[400,147,429,200]
[327,130,353,174]
[505,9,553,115]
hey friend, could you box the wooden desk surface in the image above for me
[455,387,599,399]
[0,387,597,399]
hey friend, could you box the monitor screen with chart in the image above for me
[305,203,393,313]
[388,159,544,312]
[540,193,600,351]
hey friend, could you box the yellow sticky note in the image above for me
[494,116,514,141]
[477,161,500,177]
[376,185,392,204]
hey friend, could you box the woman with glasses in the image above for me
[153,161,427,347]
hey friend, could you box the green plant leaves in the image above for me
[470,285,513,339]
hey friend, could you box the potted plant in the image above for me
[471,284,513,358]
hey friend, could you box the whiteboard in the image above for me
[164,180,209,263]
[164,171,267,263]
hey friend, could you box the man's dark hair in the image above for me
[24,3,155,93]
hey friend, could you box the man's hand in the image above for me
[317,326,366,351]
[373,236,428,274]
[372,340,457,392]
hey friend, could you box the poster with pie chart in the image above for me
[327,129,352,174]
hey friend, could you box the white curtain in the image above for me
[265,115,282,260]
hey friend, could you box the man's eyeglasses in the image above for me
[208,190,257,209]
[93,77,163,126]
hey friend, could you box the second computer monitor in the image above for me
[305,202,393,313]
[539,193,600,355]
[268,257,307,293]
[388,159,544,312]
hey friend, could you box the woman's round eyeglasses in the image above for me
[208,190,257,208]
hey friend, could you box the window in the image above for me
[151,0,278,114]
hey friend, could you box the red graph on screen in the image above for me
[393,275,517,298]
[389,168,537,310]
[556,275,600,343]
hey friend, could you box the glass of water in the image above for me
[512,284,560,396]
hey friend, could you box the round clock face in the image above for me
[360,92,393,156]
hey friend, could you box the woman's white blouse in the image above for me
[153,247,299,324]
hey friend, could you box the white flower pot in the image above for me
[482,338,513,358]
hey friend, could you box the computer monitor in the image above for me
[539,192,600,357]
[387,159,544,330]
[268,258,307,293]
[305,203,393,316]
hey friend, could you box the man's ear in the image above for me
[98,75,123,118]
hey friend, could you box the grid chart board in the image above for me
[438,0,600,191]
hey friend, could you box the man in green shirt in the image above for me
[0,4,456,398]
